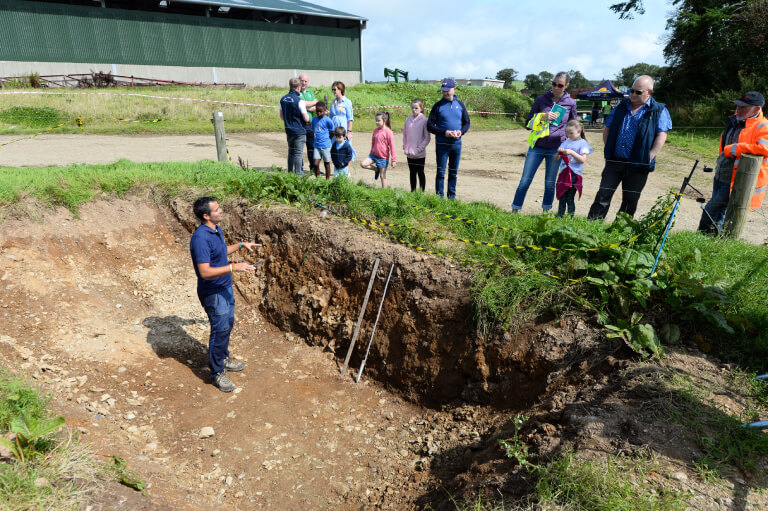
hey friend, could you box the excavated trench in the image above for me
[172,199,600,409]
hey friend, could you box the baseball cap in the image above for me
[440,78,456,91]
[732,91,765,107]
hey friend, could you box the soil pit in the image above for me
[1,196,764,510]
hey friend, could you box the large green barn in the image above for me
[0,0,366,86]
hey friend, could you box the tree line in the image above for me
[496,1,768,123]
[494,63,662,98]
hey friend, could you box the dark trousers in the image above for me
[198,287,235,378]
[305,127,315,172]
[587,161,649,219]
[558,187,577,216]
[407,157,426,191]
[286,132,306,175]
[698,179,730,234]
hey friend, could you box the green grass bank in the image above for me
[0,83,531,136]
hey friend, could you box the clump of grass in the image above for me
[535,452,686,511]
[0,106,65,129]
[0,368,99,510]
[657,371,768,478]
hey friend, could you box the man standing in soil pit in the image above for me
[190,197,261,392]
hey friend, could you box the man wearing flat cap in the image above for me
[427,78,471,199]
[698,91,768,234]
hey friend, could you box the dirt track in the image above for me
[1,129,766,244]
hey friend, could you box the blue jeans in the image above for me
[435,137,462,199]
[698,179,730,234]
[198,287,235,378]
[512,146,559,210]
[286,132,306,175]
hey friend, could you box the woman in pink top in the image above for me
[403,99,431,191]
[360,111,397,188]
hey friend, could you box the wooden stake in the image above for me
[212,111,228,163]
[341,258,380,375]
[723,153,761,238]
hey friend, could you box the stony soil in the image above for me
[1,196,766,510]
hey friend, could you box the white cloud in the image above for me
[309,0,669,82]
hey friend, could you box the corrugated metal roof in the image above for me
[171,0,366,21]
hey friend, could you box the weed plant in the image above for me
[0,83,530,135]
[0,369,98,510]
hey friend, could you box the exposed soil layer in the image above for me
[170,200,604,410]
[1,196,766,510]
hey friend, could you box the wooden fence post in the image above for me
[212,111,228,163]
[723,153,762,238]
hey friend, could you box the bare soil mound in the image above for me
[1,196,765,510]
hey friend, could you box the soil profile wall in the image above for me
[172,200,562,408]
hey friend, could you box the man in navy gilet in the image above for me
[587,75,672,219]
[279,77,310,175]
[427,78,471,199]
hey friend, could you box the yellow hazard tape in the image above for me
[118,117,166,123]
[326,194,679,253]
[327,198,535,235]
[0,123,65,148]
[314,201,631,288]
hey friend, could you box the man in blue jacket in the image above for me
[279,77,310,175]
[427,78,471,199]
[587,75,672,219]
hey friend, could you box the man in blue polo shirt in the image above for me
[427,78,471,199]
[190,197,261,392]
[279,77,310,175]
[587,75,672,219]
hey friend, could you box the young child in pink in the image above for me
[360,111,397,187]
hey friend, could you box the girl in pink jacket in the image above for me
[403,99,431,191]
[361,112,397,187]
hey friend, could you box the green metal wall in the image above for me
[0,0,360,71]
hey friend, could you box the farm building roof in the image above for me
[170,0,366,21]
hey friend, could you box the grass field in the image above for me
[0,83,532,136]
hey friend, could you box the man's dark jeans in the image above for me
[588,160,649,219]
[435,137,462,199]
[698,179,730,234]
[198,286,235,378]
[286,132,306,175]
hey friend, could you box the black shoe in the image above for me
[374,168,380,180]
[223,357,246,372]
[213,373,235,393]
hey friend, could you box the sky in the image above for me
[308,0,673,83]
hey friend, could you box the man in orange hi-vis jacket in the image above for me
[698,91,768,234]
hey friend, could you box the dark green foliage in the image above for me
[567,70,592,89]
[524,72,554,97]
[614,62,666,87]
[495,68,518,89]
[107,456,146,491]
[0,106,64,129]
